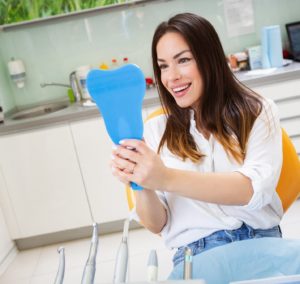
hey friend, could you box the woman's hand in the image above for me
[111,139,168,191]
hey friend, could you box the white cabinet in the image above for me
[0,125,92,238]
[252,78,300,157]
[252,79,300,120]
[0,171,15,265]
[70,117,129,223]
[69,108,151,223]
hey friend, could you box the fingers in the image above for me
[110,139,160,189]
[119,139,147,155]
[113,143,143,166]
[111,156,135,174]
[111,140,142,181]
[111,165,131,184]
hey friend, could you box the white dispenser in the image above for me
[7,58,26,88]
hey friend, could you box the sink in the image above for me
[10,102,69,120]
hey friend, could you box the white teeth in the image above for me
[173,84,190,92]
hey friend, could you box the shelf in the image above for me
[0,0,164,32]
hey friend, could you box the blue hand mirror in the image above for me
[86,64,146,190]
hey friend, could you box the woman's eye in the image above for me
[179,57,191,64]
[158,64,168,70]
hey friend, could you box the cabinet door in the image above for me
[0,171,15,262]
[253,79,300,157]
[70,118,129,223]
[252,79,300,101]
[0,125,92,238]
[253,79,300,119]
[0,165,20,238]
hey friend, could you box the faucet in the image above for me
[40,83,70,88]
[40,71,82,102]
[69,71,82,102]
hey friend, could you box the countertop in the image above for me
[0,88,160,135]
[1,61,300,136]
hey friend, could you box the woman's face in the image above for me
[156,32,203,109]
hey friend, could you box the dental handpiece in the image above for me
[81,223,99,284]
[54,247,65,284]
[183,247,193,280]
[147,249,158,282]
[113,218,130,283]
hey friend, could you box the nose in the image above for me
[167,65,181,81]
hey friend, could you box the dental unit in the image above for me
[147,249,158,282]
[184,247,193,280]
[81,222,99,284]
[113,218,130,283]
[54,247,65,284]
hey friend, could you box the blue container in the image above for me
[261,25,283,68]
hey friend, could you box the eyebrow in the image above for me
[157,49,191,62]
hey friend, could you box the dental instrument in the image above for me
[147,249,158,282]
[81,223,99,284]
[183,247,193,280]
[54,247,65,284]
[113,218,130,283]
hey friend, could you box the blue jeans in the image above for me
[173,223,282,266]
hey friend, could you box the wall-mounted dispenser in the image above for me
[7,58,26,88]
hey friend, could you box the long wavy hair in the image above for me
[151,13,263,164]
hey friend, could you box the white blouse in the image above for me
[143,98,283,249]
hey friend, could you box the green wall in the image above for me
[0,0,299,111]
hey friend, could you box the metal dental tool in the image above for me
[54,247,65,284]
[113,218,130,283]
[183,247,193,280]
[81,223,99,284]
[147,249,158,282]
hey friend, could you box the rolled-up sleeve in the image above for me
[235,99,283,211]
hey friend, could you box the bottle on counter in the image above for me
[99,62,109,70]
[145,77,154,89]
[111,58,119,69]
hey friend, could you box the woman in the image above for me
[111,13,283,267]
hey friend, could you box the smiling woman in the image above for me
[110,12,284,277]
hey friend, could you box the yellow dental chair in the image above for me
[276,128,300,212]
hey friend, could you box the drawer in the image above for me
[290,135,300,155]
[281,117,300,137]
[276,98,300,120]
[253,79,300,101]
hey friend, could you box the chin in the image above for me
[177,104,191,109]
[175,99,194,109]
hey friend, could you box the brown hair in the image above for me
[151,13,263,163]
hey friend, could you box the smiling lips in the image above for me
[171,83,191,97]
